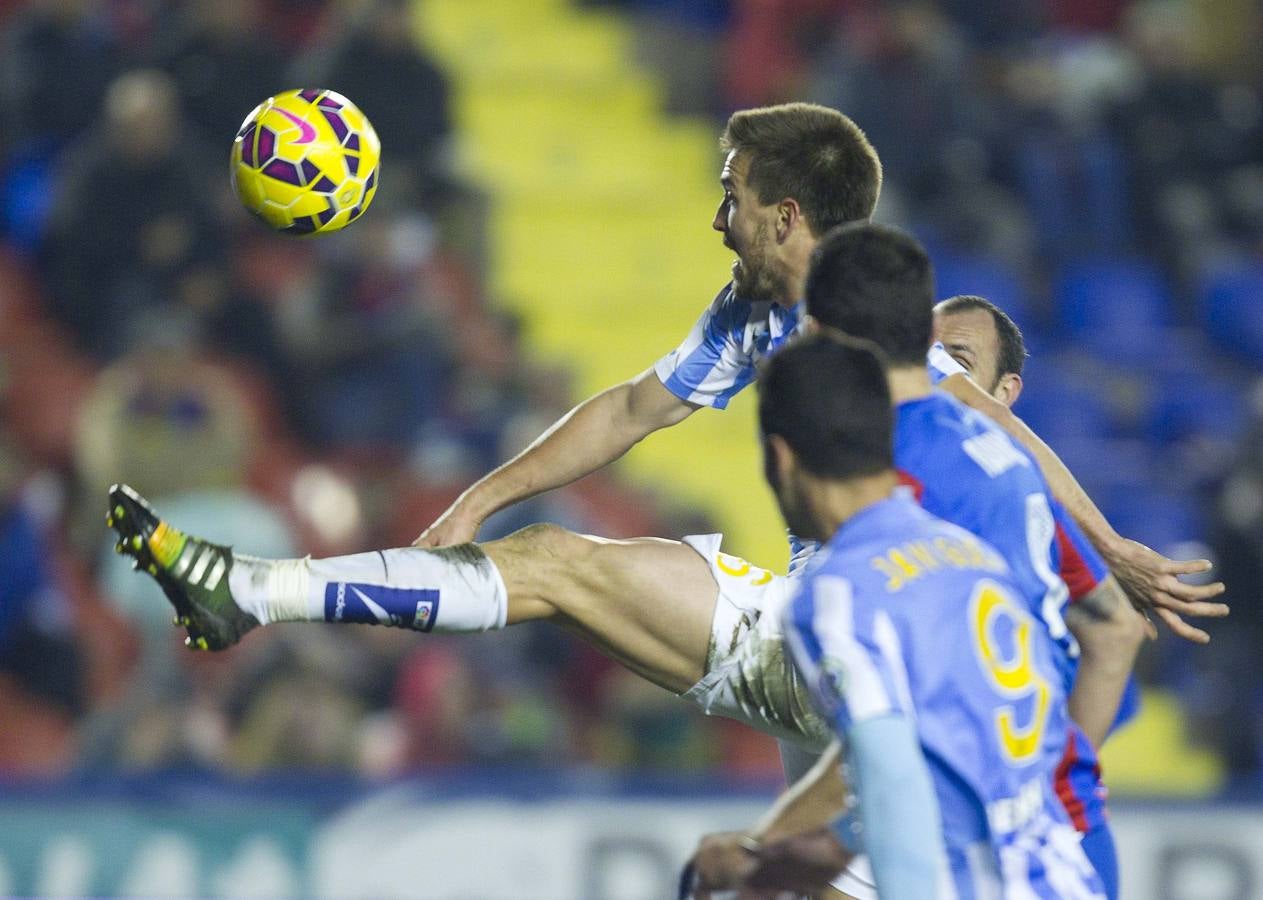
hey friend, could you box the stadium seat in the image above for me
[1145,370,1249,445]
[1053,259,1174,364]
[1015,135,1131,259]
[1012,355,1115,441]
[932,251,1033,327]
[1095,486,1209,557]
[1199,261,1263,365]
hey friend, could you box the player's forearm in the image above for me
[1064,578,1145,748]
[941,374,1121,552]
[753,740,848,843]
[456,373,686,522]
[847,716,945,897]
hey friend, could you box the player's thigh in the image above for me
[484,525,718,691]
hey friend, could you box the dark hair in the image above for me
[934,295,1028,378]
[758,333,894,480]
[804,223,935,366]
[721,103,882,234]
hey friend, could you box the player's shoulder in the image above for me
[704,280,743,315]
[903,391,1038,476]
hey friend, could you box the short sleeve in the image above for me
[653,283,758,409]
[1051,502,1108,602]
[926,341,967,385]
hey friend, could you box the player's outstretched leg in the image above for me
[107,483,719,689]
[107,483,259,650]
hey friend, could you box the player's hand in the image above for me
[412,506,481,548]
[1104,537,1227,644]
[682,829,850,899]
[743,829,851,895]
[681,832,760,899]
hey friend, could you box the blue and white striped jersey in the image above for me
[653,283,801,409]
[783,495,1105,899]
[654,282,965,578]
[653,282,966,410]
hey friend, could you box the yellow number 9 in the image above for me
[970,582,1052,765]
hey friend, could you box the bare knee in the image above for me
[483,523,600,617]
[502,522,598,568]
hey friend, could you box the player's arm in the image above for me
[939,372,1227,642]
[415,369,697,545]
[682,740,848,896]
[761,721,945,897]
[684,726,942,899]
[1064,575,1145,749]
[753,740,850,842]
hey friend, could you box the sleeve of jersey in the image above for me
[842,715,947,898]
[926,341,967,385]
[1051,501,1108,602]
[652,284,757,410]
[782,575,911,737]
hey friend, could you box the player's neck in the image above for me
[886,365,932,404]
[807,470,899,541]
[779,237,814,306]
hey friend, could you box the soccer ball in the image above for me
[230,88,380,236]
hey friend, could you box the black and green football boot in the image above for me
[106,483,259,650]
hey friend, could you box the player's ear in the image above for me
[775,198,801,241]
[995,373,1023,407]
[764,433,797,490]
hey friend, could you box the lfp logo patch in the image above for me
[414,598,438,632]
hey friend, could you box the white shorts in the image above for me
[680,535,833,752]
[832,855,877,899]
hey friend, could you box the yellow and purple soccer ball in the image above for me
[230,88,380,236]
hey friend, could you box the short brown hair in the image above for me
[721,103,882,235]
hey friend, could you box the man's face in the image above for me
[933,307,1022,407]
[713,151,786,303]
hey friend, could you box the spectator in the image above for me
[299,0,452,209]
[0,0,118,153]
[0,432,84,774]
[41,69,224,359]
[149,0,286,145]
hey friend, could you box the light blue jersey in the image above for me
[783,495,1105,899]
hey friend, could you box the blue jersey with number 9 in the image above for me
[784,495,1105,898]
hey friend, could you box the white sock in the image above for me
[228,544,508,632]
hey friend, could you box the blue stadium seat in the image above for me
[1054,259,1174,364]
[1095,487,1209,557]
[1145,371,1249,444]
[933,251,1033,327]
[1200,262,1263,366]
[1015,135,1131,260]
[1012,356,1115,441]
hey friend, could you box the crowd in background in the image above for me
[2,0,1263,787]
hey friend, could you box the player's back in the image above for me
[894,390,1077,688]
[786,495,1103,898]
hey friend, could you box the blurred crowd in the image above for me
[0,0,762,781]
[2,0,1263,787]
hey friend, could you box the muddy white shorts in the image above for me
[679,534,833,752]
